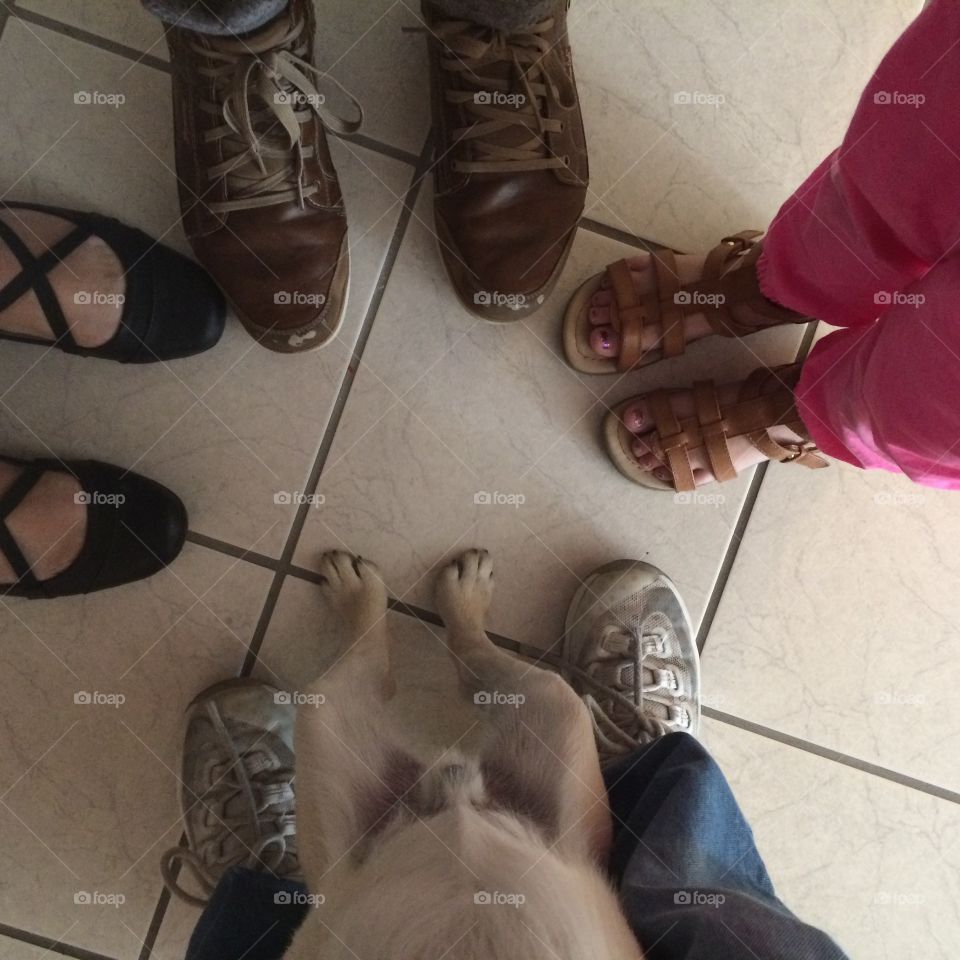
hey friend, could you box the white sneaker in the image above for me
[562,560,701,765]
[160,678,302,906]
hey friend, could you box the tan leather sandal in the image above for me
[563,231,810,374]
[603,364,829,492]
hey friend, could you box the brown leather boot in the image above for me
[163,0,361,352]
[421,0,588,322]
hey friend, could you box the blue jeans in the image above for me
[184,733,848,960]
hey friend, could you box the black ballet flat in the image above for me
[0,200,226,362]
[0,456,188,598]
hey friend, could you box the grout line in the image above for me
[184,530,281,573]
[703,707,960,806]
[4,6,421,172]
[693,461,768,654]
[692,318,821,657]
[385,598,960,807]
[237,129,434,677]
[136,887,173,960]
[0,924,119,960]
[0,3,11,43]
[10,6,170,71]
[578,217,670,252]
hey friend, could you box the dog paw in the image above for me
[436,549,494,630]
[318,550,387,633]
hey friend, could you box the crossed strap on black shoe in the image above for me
[0,457,188,599]
[0,201,226,363]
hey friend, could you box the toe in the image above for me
[477,549,493,580]
[590,326,619,357]
[621,400,649,435]
[589,289,613,310]
[588,304,610,326]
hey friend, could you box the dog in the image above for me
[283,549,643,960]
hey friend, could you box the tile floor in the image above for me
[0,0,955,958]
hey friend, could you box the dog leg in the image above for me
[295,551,417,891]
[435,550,613,865]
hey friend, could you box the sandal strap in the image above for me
[641,364,829,492]
[681,231,807,337]
[0,213,94,347]
[607,259,645,372]
[0,462,45,588]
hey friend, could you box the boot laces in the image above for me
[193,17,362,213]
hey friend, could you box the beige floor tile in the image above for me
[571,0,919,249]
[701,719,960,957]
[292,194,807,647]
[701,454,960,791]
[0,20,413,556]
[15,0,431,155]
[0,544,271,957]
[18,0,167,58]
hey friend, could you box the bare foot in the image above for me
[0,208,125,348]
[0,462,87,584]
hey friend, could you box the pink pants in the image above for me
[758,0,960,489]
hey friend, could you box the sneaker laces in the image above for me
[566,623,692,761]
[160,748,299,907]
[427,17,575,174]
[192,16,362,214]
